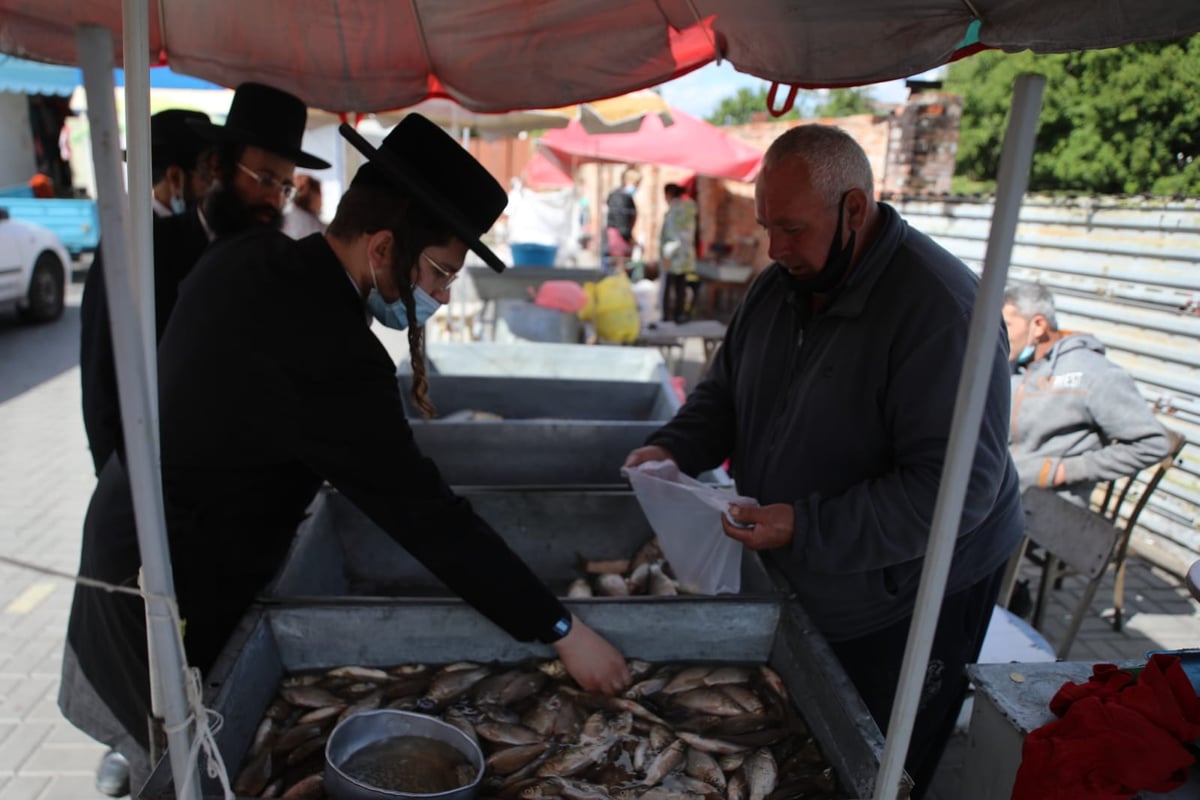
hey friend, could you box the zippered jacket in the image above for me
[1010,332,1170,503]
[647,203,1023,640]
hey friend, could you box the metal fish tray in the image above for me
[264,486,777,600]
[408,421,726,488]
[141,598,909,799]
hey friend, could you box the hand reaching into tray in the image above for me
[623,445,675,469]
[553,615,632,695]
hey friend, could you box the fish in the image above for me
[580,711,612,743]
[443,707,478,743]
[488,743,552,776]
[389,664,429,677]
[385,694,422,711]
[725,771,746,800]
[285,735,327,766]
[633,738,651,772]
[686,748,727,791]
[744,748,778,800]
[629,539,664,574]
[281,673,321,688]
[595,573,631,597]
[280,685,343,709]
[648,724,675,752]
[537,739,616,778]
[672,689,748,717]
[556,777,617,800]
[648,563,678,596]
[280,773,324,800]
[473,670,525,704]
[539,659,570,681]
[626,675,670,700]
[325,664,390,682]
[628,660,656,681]
[263,698,293,720]
[675,732,748,756]
[523,692,565,737]
[271,723,323,755]
[261,778,284,798]
[701,714,774,739]
[720,686,765,715]
[703,667,752,687]
[423,666,492,706]
[232,748,272,796]
[661,667,712,695]
[717,753,745,773]
[640,789,704,800]
[248,717,278,757]
[626,562,652,594]
[642,739,687,786]
[568,578,595,598]
[338,689,382,723]
[295,705,342,726]
[520,778,566,799]
[665,773,723,797]
[476,721,545,745]
[757,666,788,703]
[501,671,548,705]
[381,674,432,700]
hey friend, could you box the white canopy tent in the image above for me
[2,3,1199,799]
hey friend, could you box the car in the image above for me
[0,206,70,323]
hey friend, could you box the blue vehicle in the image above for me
[0,183,100,259]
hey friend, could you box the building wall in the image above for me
[0,92,36,189]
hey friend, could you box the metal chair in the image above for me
[997,426,1183,658]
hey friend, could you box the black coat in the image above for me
[79,210,210,475]
[67,230,569,747]
[605,188,637,243]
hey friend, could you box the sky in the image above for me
[657,61,941,119]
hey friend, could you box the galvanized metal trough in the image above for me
[141,598,908,799]
[264,486,776,600]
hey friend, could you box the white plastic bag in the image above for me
[620,460,756,595]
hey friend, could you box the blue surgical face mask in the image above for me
[366,260,441,330]
[624,184,638,196]
[1015,343,1036,367]
[169,193,187,215]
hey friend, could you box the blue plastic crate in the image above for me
[510,243,558,267]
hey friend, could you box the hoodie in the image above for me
[1010,332,1170,504]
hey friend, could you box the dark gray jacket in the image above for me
[648,203,1022,641]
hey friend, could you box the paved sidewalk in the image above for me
[1,294,1197,800]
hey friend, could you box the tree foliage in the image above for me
[705,86,800,126]
[945,35,1200,195]
[813,88,873,118]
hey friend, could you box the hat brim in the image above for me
[189,120,331,170]
[339,123,507,274]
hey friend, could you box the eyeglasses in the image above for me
[237,162,297,202]
[422,252,460,288]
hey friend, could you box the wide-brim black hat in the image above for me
[150,109,211,171]
[340,115,508,273]
[189,82,330,170]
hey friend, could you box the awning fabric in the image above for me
[0,54,80,96]
[0,1,1197,113]
[538,109,763,182]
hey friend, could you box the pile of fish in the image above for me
[234,659,844,800]
[570,538,698,598]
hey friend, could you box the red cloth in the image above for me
[1011,655,1200,800]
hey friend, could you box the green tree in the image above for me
[945,35,1200,195]
[706,86,800,126]
[813,88,873,118]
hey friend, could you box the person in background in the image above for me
[147,110,213,218]
[1004,281,1170,506]
[659,182,698,323]
[282,173,327,239]
[67,84,330,798]
[625,124,1022,798]
[28,172,56,198]
[603,166,640,273]
[63,114,630,798]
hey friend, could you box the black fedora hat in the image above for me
[189,82,330,170]
[340,115,508,273]
[150,109,211,171]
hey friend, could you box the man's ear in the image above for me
[845,188,869,231]
[1031,314,1050,340]
[366,230,394,268]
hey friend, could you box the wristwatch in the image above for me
[540,614,573,644]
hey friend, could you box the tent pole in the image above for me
[870,73,1045,800]
[75,23,203,800]
[123,0,154,399]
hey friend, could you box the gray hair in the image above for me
[1004,281,1059,330]
[760,124,874,208]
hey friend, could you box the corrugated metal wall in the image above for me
[890,196,1200,570]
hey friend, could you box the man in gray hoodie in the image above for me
[1003,281,1170,506]
[625,125,1022,798]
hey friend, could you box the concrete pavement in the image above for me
[1,281,1198,799]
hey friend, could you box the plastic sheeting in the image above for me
[539,108,763,181]
[2,2,1198,114]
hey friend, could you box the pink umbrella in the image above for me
[538,108,762,182]
[521,152,574,189]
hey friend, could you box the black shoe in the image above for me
[95,749,130,798]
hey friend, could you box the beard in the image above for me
[203,182,282,238]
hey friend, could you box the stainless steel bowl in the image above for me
[324,710,485,800]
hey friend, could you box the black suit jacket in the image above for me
[67,230,569,746]
[79,210,210,475]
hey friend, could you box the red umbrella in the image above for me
[521,152,574,189]
[538,108,762,182]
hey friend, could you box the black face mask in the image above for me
[779,191,856,295]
